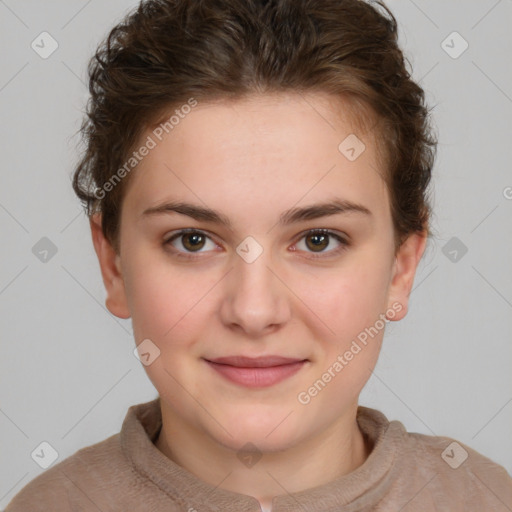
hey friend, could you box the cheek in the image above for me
[295,266,388,408]
[295,258,392,343]
[124,251,218,345]
[122,248,179,339]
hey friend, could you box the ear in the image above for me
[386,231,427,321]
[90,213,131,319]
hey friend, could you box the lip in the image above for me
[203,356,308,388]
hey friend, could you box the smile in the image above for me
[203,356,308,388]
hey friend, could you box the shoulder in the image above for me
[359,407,512,509]
[4,432,130,511]
[399,427,512,509]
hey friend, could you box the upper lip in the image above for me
[205,356,308,368]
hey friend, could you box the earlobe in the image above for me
[90,214,131,319]
[386,231,427,321]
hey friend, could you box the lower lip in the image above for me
[204,360,307,388]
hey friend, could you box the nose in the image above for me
[219,241,291,338]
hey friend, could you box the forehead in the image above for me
[121,92,390,225]
[147,91,381,165]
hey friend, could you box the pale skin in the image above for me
[90,92,426,511]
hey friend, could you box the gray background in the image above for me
[1,0,511,506]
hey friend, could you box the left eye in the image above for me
[163,228,348,259]
[294,229,348,258]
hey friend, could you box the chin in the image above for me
[215,429,298,455]
[210,412,305,452]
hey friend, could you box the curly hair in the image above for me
[72,0,437,254]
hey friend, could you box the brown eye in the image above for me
[181,232,206,252]
[164,229,217,258]
[305,232,330,252]
[295,229,349,259]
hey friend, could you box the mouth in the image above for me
[202,355,309,388]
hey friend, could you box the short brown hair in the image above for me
[72,0,437,254]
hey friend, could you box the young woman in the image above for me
[7,1,512,510]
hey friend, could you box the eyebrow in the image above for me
[141,198,372,229]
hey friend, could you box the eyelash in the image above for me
[163,228,349,261]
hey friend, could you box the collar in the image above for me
[121,397,405,511]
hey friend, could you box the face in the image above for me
[91,92,426,453]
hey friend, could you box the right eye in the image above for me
[163,229,219,259]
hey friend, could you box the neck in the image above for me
[155,405,370,509]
